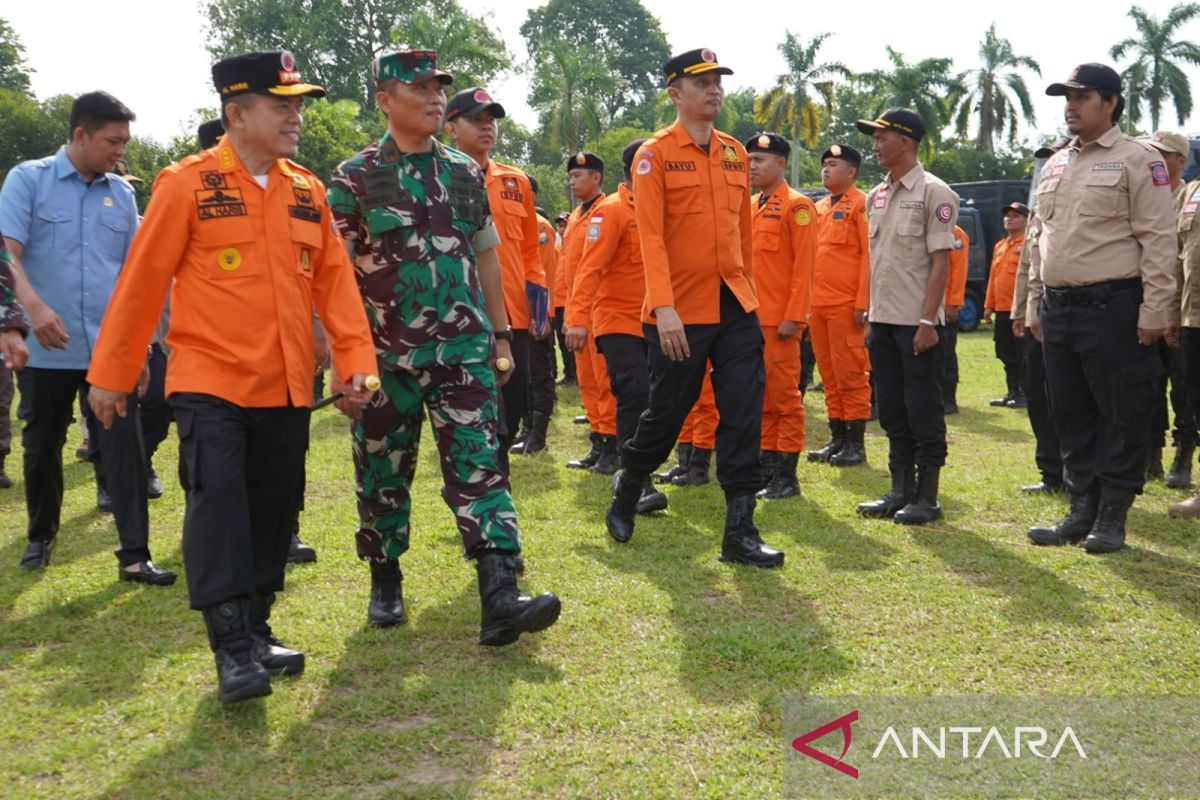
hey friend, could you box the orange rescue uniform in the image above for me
[485,161,545,330]
[946,226,969,309]
[567,184,644,339]
[86,142,375,404]
[537,214,557,312]
[751,181,816,452]
[810,187,871,422]
[561,194,615,435]
[984,232,1024,314]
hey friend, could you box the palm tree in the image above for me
[1110,3,1200,130]
[860,47,962,155]
[528,40,618,152]
[953,23,1040,152]
[753,32,851,150]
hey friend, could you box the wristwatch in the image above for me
[493,327,513,342]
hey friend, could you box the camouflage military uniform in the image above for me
[0,239,25,334]
[328,133,521,562]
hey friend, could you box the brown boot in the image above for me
[1168,492,1200,519]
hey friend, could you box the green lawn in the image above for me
[1,331,1197,799]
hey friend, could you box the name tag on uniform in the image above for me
[832,211,845,220]
[362,165,408,209]
[900,200,924,209]
[1185,202,1198,215]
[1092,162,1124,171]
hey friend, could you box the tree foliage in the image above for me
[0,17,32,95]
[753,32,850,149]
[953,23,1040,152]
[1110,2,1200,129]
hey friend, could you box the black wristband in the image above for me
[493,328,512,342]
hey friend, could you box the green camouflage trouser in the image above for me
[353,361,520,562]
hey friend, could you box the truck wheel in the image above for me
[958,290,982,332]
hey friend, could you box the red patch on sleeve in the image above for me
[1150,161,1170,187]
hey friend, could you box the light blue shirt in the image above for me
[0,146,138,369]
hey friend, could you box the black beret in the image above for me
[566,152,604,174]
[820,143,862,167]
[197,119,224,150]
[745,132,790,158]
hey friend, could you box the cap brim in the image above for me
[1046,80,1090,96]
[268,83,326,98]
[1033,148,1055,158]
[1149,141,1189,157]
[856,119,886,136]
[411,70,454,86]
[1002,207,1029,217]
[671,63,734,83]
[454,102,507,120]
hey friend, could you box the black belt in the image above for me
[1043,277,1141,307]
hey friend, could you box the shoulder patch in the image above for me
[1150,160,1170,187]
[794,207,812,226]
[636,158,652,176]
[935,202,954,223]
[586,224,601,242]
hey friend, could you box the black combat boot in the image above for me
[1146,447,1164,480]
[247,592,305,676]
[1083,487,1134,554]
[829,420,867,467]
[1166,443,1195,489]
[757,452,800,500]
[653,443,693,483]
[475,550,561,646]
[590,435,619,475]
[758,450,780,490]
[636,475,668,515]
[719,495,785,568]
[367,558,407,627]
[893,466,942,525]
[510,411,550,455]
[1028,489,1099,546]
[511,415,532,448]
[567,433,601,469]
[287,532,317,564]
[0,453,11,489]
[807,419,846,463]
[201,598,272,703]
[672,446,711,486]
[606,469,643,543]
[856,465,916,518]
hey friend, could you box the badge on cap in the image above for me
[474,89,491,103]
[218,247,243,271]
[281,51,296,71]
[575,153,587,166]
[830,145,842,157]
[757,134,771,149]
[936,202,954,223]
[701,49,716,63]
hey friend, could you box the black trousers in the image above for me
[868,322,947,469]
[596,333,649,449]
[1021,333,1064,484]
[1041,280,1160,496]
[1148,340,1197,449]
[498,330,531,449]
[941,324,959,403]
[799,327,815,390]
[16,368,150,565]
[620,284,764,499]
[993,311,1024,396]
[0,359,12,456]
[552,308,576,382]
[1181,328,1200,446]
[139,342,171,469]
[170,393,309,609]
[528,333,557,417]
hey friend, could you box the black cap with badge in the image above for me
[663,48,734,86]
[566,152,604,174]
[1046,63,1122,96]
[197,119,224,150]
[745,132,790,158]
[820,143,862,167]
[446,87,506,121]
[1001,202,1030,218]
[212,50,325,99]
[856,108,926,143]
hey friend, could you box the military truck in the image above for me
[948,180,1029,331]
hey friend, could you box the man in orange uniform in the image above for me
[510,179,558,454]
[444,87,548,463]
[808,143,870,466]
[561,153,619,473]
[606,48,783,568]
[942,224,969,415]
[983,202,1029,408]
[566,139,669,514]
[746,131,816,499]
[86,51,378,703]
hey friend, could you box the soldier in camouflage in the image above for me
[0,239,31,488]
[327,50,560,646]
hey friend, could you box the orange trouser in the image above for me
[677,366,717,449]
[809,305,871,421]
[762,327,805,452]
[577,343,617,436]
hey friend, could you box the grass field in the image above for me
[1,330,1197,799]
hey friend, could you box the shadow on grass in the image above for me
[763,498,899,573]
[577,507,852,712]
[907,520,1096,627]
[98,581,563,799]
[945,405,1034,445]
[1100,543,1200,624]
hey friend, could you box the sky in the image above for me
[8,0,1200,147]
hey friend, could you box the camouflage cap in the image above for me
[374,50,453,85]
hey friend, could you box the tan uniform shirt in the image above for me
[1011,214,1038,322]
[1177,178,1200,326]
[865,162,959,325]
[1030,124,1177,329]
